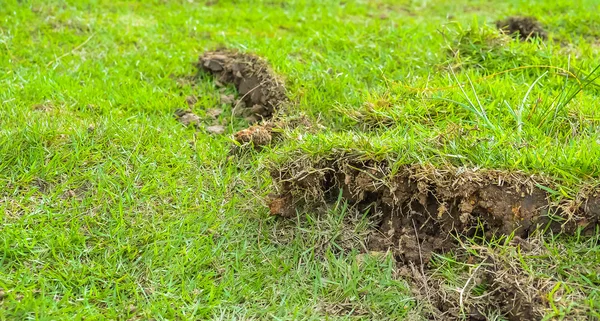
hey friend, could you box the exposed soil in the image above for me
[269,158,600,319]
[496,16,547,41]
[193,50,312,151]
[271,160,598,263]
[206,108,223,119]
[199,49,288,121]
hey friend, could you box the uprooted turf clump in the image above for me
[269,159,600,264]
[200,50,288,121]
[496,16,547,40]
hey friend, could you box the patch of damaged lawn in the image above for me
[496,16,547,41]
[3,0,600,320]
[196,48,316,150]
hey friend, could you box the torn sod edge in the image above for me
[269,155,599,255]
[269,156,599,319]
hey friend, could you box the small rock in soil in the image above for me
[175,109,201,127]
[220,94,235,105]
[206,125,225,135]
[206,108,223,119]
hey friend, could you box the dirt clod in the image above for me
[234,124,273,147]
[200,50,287,121]
[186,95,198,107]
[220,94,235,105]
[175,109,201,127]
[268,194,295,217]
[206,108,223,119]
[206,125,225,135]
[244,115,260,124]
[496,16,547,40]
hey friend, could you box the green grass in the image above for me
[1,0,600,319]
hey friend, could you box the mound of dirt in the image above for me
[200,50,288,121]
[270,160,599,265]
[496,16,547,40]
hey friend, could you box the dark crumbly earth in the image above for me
[200,50,288,122]
[269,159,600,320]
[496,16,547,40]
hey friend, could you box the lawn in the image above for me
[1,0,599,320]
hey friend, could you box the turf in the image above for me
[1,0,600,320]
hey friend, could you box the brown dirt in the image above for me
[220,93,235,105]
[199,49,288,121]
[268,193,295,217]
[233,123,273,147]
[232,114,316,150]
[272,160,600,262]
[496,16,547,41]
[206,108,223,119]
